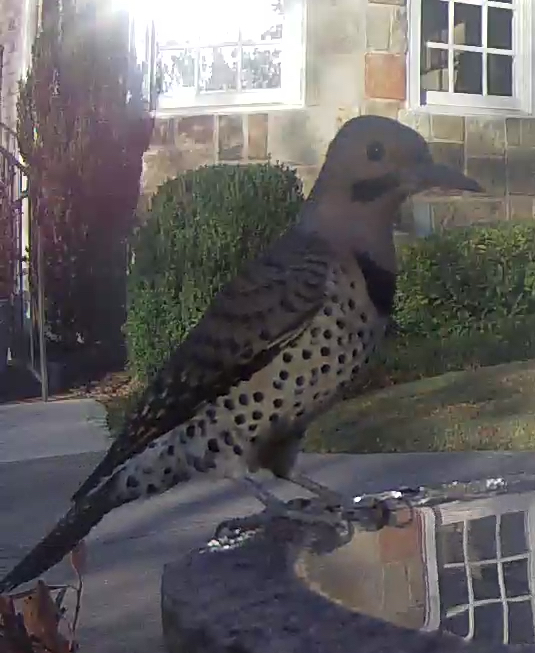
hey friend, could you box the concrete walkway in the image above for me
[3,397,535,652]
[0,398,109,463]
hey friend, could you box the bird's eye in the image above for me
[366,141,385,162]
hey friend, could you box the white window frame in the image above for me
[131,0,306,116]
[407,0,535,116]
[419,492,535,643]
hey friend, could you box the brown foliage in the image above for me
[0,541,87,653]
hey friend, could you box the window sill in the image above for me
[407,102,534,119]
[151,101,306,118]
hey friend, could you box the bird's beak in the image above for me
[403,162,484,195]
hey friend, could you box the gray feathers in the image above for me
[0,115,483,595]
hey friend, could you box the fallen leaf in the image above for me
[21,581,69,653]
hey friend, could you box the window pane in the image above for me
[471,563,500,600]
[241,46,282,89]
[157,49,196,93]
[241,0,284,42]
[444,611,470,639]
[488,54,512,96]
[500,511,527,557]
[508,601,534,645]
[467,516,497,561]
[421,47,449,91]
[473,604,504,642]
[453,3,482,47]
[422,0,449,44]
[438,523,465,565]
[503,559,530,598]
[199,47,239,92]
[454,50,482,94]
[439,566,468,611]
[488,7,512,50]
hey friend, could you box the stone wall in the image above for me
[3,0,534,228]
[142,0,535,230]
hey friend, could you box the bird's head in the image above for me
[313,114,482,205]
[302,115,483,270]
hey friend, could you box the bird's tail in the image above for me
[0,479,119,595]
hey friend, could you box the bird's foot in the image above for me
[213,494,378,542]
[214,475,397,542]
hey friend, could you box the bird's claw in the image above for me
[213,494,398,544]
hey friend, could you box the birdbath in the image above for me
[161,473,535,653]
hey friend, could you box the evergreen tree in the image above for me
[17,0,153,363]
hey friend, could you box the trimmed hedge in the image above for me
[125,163,304,380]
[395,222,535,337]
[126,169,535,384]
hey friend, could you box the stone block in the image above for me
[519,119,535,148]
[431,198,506,228]
[390,6,408,54]
[407,558,426,607]
[366,4,392,51]
[508,196,535,221]
[429,142,464,174]
[247,113,268,160]
[365,53,406,100]
[382,562,411,616]
[336,106,361,129]
[267,108,335,167]
[506,118,521,147]
[466,156,506,196]
[174,115,214,149]
[307,0,365,57]
[507,148,535,195]
[362,100,401,119]
[431,115,465,142]
[465,117,506,156]
[379,518,421,565]
[398,110,431,138]
[141,144,216,197]
[218,114,244,161]
[307,53,363,108]
[150,117,176,148]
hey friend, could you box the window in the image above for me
[131,0,306,113]
[420,493,535,645]
[408,0,534,114]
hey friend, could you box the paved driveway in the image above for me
[3,398,535,651]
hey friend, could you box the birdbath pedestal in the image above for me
[161,477,535,653]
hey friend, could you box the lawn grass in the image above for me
[100,315,535,450]
[306,359,535,454]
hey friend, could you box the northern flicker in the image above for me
[0,116,482,594]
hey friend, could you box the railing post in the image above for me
[36,221,48,402]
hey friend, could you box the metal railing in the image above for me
[0,120,48,400]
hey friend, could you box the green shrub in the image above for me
[125,162,304,380]
[395,222,535,338]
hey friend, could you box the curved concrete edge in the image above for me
[161,518,522,653]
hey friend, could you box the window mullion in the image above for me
[447,0,455,94]
[482,0,488,96]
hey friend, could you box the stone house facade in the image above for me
[137,0,535,232]
[1,0,535,233]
